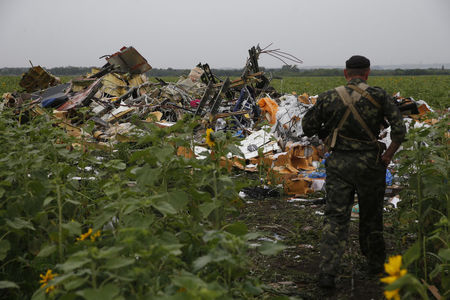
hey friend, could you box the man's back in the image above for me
[302,78,405,151]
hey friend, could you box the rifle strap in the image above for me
[335,86,377,142]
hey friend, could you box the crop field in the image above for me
[2,75,449,108]
[0,75,448,299]
[270,75,450,109]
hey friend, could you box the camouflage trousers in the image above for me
[319,150,386,276]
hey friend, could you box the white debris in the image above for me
[287,198,309,203]
[258,237,275,242]
[273,233,284,241]
[71,176,96,181]
[389,195,401,208]
[311,179,325,191]
[238,129,280,159]
[271,94,313,141]
[193,146,210,160]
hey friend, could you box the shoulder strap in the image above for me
[329,106,351,148]
[335,86,377,142]
[347,83,381,109]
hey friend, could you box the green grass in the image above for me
[1,75,449,109]
[270,75,450,109]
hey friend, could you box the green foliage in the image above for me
[394,111,449,298]
[0,108,285,299]
[1,72,448,299]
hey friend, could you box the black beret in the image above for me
[346,55,370,69]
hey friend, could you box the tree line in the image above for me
[1,66,449,77]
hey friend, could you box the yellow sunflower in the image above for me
[380,255,407,300]
[90,230,101,242]
[205,128,215,148]
[39,269,58,293]
[76,228,101,242]
[76,228,92,241]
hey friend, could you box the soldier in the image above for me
[301,55,406,289]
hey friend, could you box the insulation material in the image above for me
[284,177,313,195]
[271,94,312,141]
[258,97,278,124]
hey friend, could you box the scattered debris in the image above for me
[1,45,436,199]
[240,186,280,200]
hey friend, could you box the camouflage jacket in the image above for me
[302,78,406,151]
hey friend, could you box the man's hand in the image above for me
[381,141,401,167]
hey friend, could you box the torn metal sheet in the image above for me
[36,83,72,108]
[57,78,102,111]
[106,46,152,74]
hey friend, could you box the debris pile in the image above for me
[1,45,435,196]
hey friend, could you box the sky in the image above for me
[1,0,449,69]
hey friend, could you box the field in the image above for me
[0,75,448,299]
[2,75,450,108]
[270,76,450,109]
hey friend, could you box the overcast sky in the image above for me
[1,0,449,69]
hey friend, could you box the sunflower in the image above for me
[205,128,215,148]
[90,230,101,242]
[39,269,58,293]
[76,228,93,241]
[76,228,101,242]
[380,255,407,300]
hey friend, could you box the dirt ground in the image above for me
[237,189,404,300]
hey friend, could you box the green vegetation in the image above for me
[0,76,20,94]
[270,76,450,109]
[0,75,448,299]
[380,112,449,299]
[0,110,291,299]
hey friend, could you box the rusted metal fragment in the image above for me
[107,46,151,74]
[19,66,61,92]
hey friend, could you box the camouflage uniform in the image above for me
[302,78,406,277]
